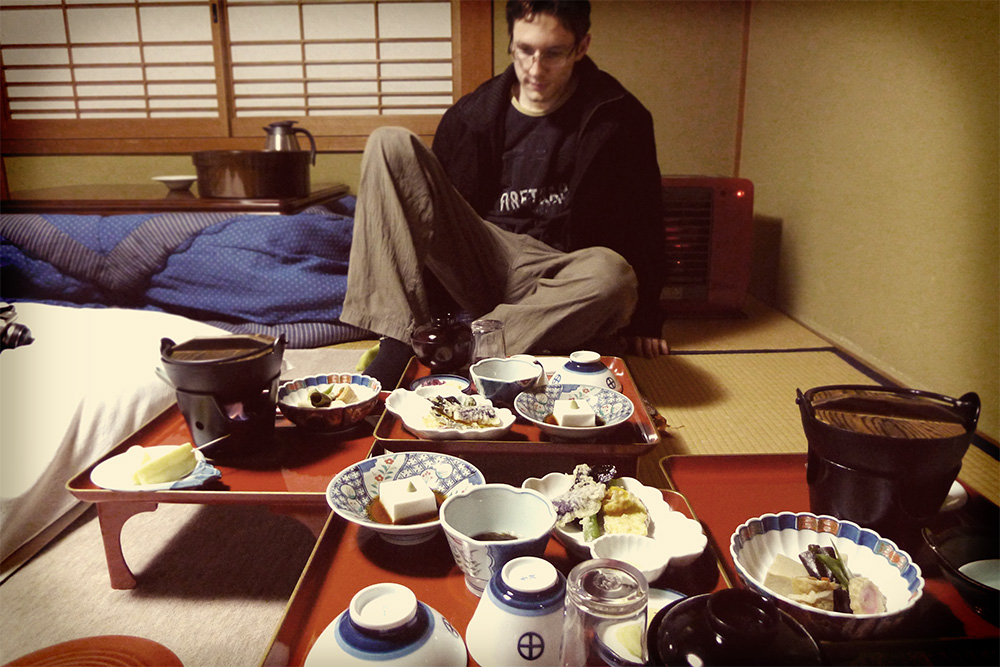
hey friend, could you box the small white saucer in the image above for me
[152,175,197,191]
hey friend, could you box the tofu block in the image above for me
[379,476,438,524]
[133,443,197,485]
[552,398,596,427]
[763,553,809,598]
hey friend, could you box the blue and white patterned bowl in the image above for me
[730,511,925,640]
[278,373,381,432]
[514,384,634,440]
[326,452,485,545]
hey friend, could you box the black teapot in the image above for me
[410,314,472,374]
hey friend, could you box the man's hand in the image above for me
[627,335,669,358]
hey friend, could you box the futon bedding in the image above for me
[0,197,369,348]
[0,197,374,578]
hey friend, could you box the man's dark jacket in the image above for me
[432,57,664,339]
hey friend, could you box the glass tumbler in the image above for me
[471,319,506,363]
[561,559,649,667]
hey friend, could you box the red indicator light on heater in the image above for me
[735,190,746,198]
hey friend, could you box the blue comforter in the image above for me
[0,198,370,347]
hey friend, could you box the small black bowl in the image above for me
[648,590,820,666]
[922,525,999,626]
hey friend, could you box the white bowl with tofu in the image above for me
[514,384,634,440]
[730,511,925,639]
[326,452,486,545]
[278,373,381,432]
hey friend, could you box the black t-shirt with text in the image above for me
[485,91,584,250]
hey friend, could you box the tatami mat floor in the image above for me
[630,299,998,506]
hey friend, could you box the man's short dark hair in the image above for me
[506,1,591,45]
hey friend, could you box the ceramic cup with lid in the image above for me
[551,350,622,392]
[466,557,566,666]
[304,583,467,666]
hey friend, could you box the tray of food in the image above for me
[263,476,726,667]
[372,356,660,484]
[659,454,1000,648]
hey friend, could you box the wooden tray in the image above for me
[660,454,1000,653]
[67,405,377,505]
[262,489,726,667]
[372,356,660,484]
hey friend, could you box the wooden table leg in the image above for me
[96,501,159,589]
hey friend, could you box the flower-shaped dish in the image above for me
[730,511,925,640]
[521,473,706,562]
[590,534,672,584]
[326,451,485,545]
[514,384,634,440]
[278,373,381,432]
[385,387,514,440]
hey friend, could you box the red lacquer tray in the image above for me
[372,357,660,484]
[262,489,725,667]
[66,405,379,588]
[660,454,1000,652]
[68,405,378,503]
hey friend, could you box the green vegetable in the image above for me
[356,342,380,372]
[582,514,602,542]
[815,552,851,587]
[310,390,333,407]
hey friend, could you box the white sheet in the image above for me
[0,303,228,572]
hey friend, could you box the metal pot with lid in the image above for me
[797,384,980,550]
[159,334,286,451]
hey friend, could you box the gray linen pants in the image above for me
[340,127,638,355]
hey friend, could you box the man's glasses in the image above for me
[509,43,577,69]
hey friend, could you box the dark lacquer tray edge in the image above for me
[259,513,347,667]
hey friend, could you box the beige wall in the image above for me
[5,1,997,438]
[739,1,998,439]
[494,0,747,177]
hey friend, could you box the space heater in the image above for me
[660,175,754,317]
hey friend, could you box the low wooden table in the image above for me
[2,182,348,215]
[66,405,375,589]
